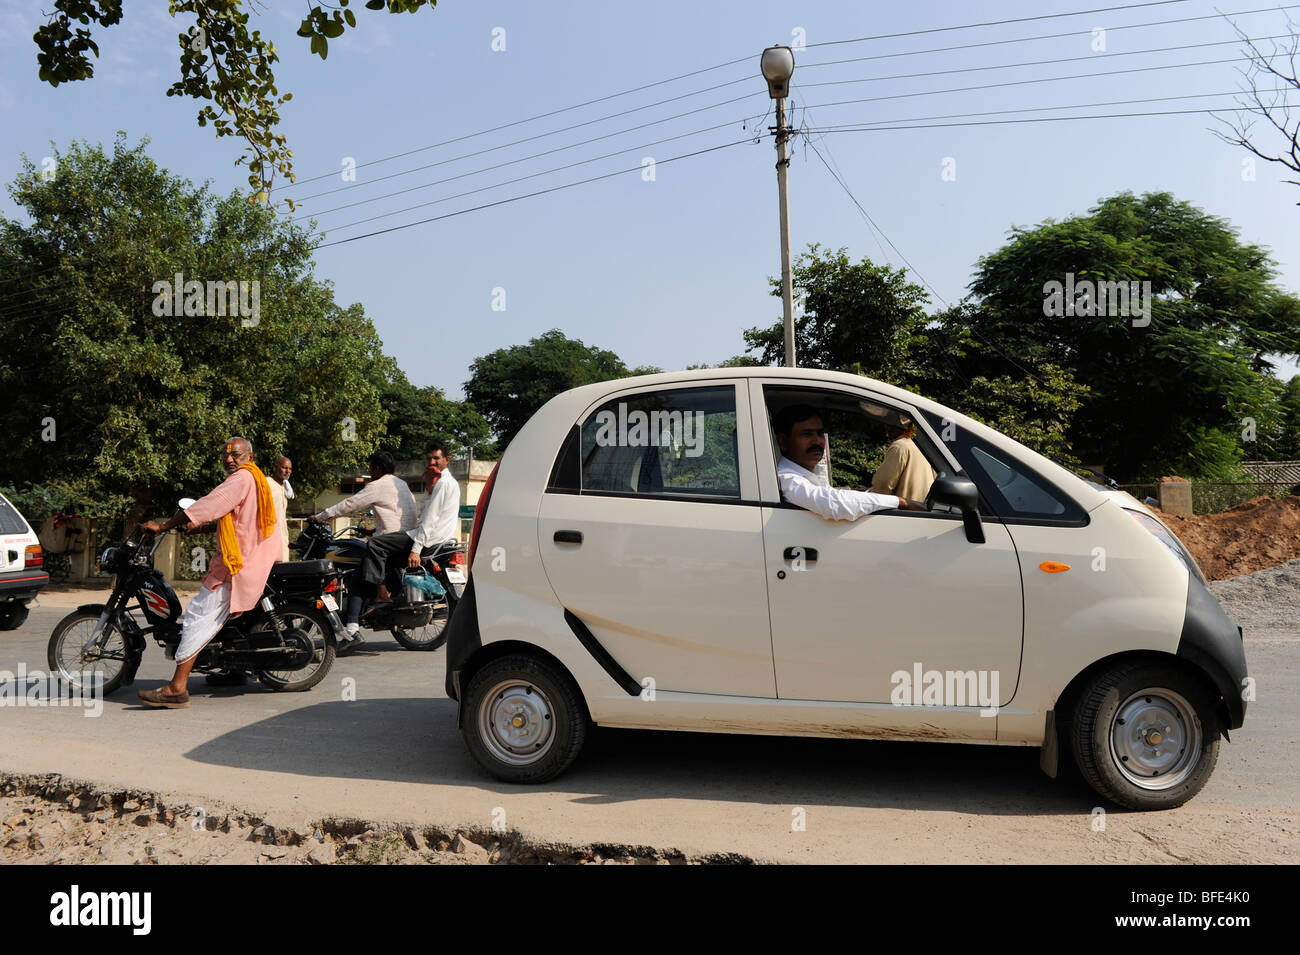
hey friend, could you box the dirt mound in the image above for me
[1163,494,1300,580]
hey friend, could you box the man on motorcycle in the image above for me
[136,437,281,708]
[357,441,460,615]
[311,451,417,535]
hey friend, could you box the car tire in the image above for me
[1070,660,1220,811]
[461,654,589,784]
[0,604,30,631]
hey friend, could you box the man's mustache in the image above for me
[807,445,823,456]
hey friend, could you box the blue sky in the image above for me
[3,0,1299,394]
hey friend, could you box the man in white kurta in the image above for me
[774,404,925,519]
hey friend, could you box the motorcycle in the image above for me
[47,499,345,695]
[292,520,464,651]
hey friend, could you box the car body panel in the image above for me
[450,367,1244,757]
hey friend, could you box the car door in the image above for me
[752,381,1023,735]
[538,381,777,698]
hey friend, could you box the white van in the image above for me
[443,369,1248,810]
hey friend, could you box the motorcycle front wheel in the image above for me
[252,604,336,692]
[48,609,134,696]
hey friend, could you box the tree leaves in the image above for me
[32,1,438,206]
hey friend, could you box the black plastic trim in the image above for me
[1176,575,1248,729]
[443,576,481,702]
[563,609,642,696]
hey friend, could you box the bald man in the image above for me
[137,437,282,708]
[268,456,292,561]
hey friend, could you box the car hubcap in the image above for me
[478,680,555,766]
[1109,687,1202,790]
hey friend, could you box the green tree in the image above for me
[0,135,388,530]
[378,368,494,461]
[464,329,629,447]
[32,1,437,204]
[744,244,929,382]
[962,191,1300,480]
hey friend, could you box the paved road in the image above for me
[2,589,1296,863]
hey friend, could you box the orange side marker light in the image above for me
[1039,561,1071,573]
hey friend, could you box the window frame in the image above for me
[917,409,1090,527]
[750,380,969,513]
[545,380,761,504]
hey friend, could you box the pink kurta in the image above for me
[184,469,282,612]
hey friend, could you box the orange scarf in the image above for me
[218,462,277,575]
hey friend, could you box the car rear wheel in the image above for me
[461,654,588,784]
[1070,661,1220,810]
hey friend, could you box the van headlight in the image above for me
[1125,509,1206,584]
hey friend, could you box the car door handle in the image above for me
[783,546,817,562]
[554,530,583,545]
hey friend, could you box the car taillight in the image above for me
[24,545,43,568]
[323,577,339,594]
[467,463,498,575]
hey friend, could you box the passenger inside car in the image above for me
[773,403,925,520]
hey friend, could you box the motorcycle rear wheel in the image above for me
[390,599,450,651]
[252,605,336,692]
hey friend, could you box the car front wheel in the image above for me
[461,654,589,784]
[1070,661,1221,810]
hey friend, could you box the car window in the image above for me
[763,385,949,502]
[560,386,741,499]
[919,410,1086,525]
[0,497,29,535]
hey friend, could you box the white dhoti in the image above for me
[176,580,232,663]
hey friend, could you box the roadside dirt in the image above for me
[1164,494,1300,580]
[0,774,704,865]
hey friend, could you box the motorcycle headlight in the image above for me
[1125,509,1206,584]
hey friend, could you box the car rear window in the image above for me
[0,498,30,535]
[550,386,741,500]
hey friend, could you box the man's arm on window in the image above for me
[781,473,899,520]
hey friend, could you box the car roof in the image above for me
[540,367,1108,511]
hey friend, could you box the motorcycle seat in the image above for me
[270,559,334,578]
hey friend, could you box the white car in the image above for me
[444,368,1248,810]
[0,491,49,631]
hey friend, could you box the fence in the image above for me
[1117,480,1296,516]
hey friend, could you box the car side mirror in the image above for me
[926,476,985,544]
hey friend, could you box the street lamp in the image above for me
[761,45,796,368]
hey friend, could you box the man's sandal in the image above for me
[137,687,191,708]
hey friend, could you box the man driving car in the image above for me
[775,405,925,519]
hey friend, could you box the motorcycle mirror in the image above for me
[178,497,197,510]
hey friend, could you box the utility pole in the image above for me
[761,45,797,367]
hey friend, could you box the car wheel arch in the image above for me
[455,640,591,729]
[1050,649,1229,746]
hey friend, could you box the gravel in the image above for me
[1208,558,1300,631]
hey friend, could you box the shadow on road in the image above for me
[182,698,1096,815]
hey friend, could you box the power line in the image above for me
[284,77,758,200]
[312,140,752,249]
[802,87,1295,130]
[297,117,754,227]
[797,3,1300,71]
[799,34,1291,89]
[793,54,1248,113]
[279,0,1204,194]
[804,0,1195,50]
[290,96,762,221]
[290,45,1262,219]
[803,104,1272,133]
[285,57,756,188]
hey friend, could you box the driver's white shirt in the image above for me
[777,456,899,521]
